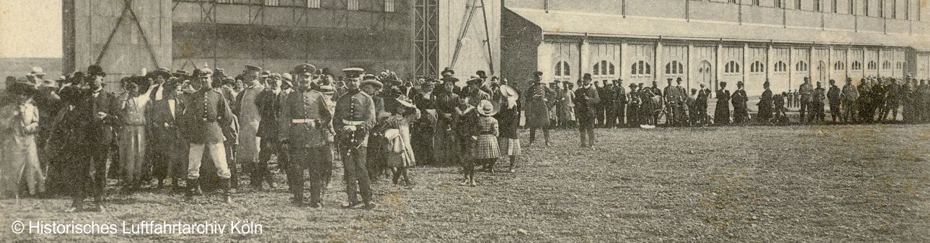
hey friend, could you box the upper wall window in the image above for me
[348,0,359,10]
[796,61,809,72]
[750,61,765,73]
[555,61,571,79]
[665,61,684,75]
[385,0,395,12]
[724,61,741,74]
[631,61,652,77]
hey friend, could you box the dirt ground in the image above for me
[2,124,930,242]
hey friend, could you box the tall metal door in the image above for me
[415,0,439,78]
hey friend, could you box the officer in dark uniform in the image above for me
[827,79,841,123]
[180,68,235,204]
[798,77,813,123]
[334,68,378,209]
[280,64,335,208]
[811,81,827,123]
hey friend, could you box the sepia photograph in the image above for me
[1,0,930,241]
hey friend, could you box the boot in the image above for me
[508,156,517,173]
[185,179,197,198]
[221,178,233,204]
[543,130,551,147]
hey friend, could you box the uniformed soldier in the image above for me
[858,78,873,123]
[334,68,377,209]
[758,81,774,124]
[614,79,628,127]
[827,79,841,123]
[901,77,915,123]
[841,77,859,123]
[279,64,334,208]
[695,84,711,126]
[180,68,235,204]
[798,77,813,123]
[627,83,640,126]
[524,71,553,146]
[811,81,827,123]
[664,78,686,126]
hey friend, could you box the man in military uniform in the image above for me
[664,78,686,126]
[180,68,235,204]
[811,81,827,123]
[827,79,841,123]
[841,77,859,123]
[798,77,813,123]
[235,65,264,188]
[758,81,774,124]
[858,78,873,123]
[627,83,640,126]
[280,64,334,208]
[614,79,628,127]
[360,74,386,182]
[334,68,377,209]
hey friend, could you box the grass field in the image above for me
[2,124,930,242]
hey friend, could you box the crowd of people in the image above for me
[532,75,929,129]
[1,63,927,213]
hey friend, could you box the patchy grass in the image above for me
[2,124,930,242]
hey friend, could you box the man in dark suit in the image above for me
[253,73,284,189]
[86,64,120,202]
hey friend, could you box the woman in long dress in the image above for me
[714,82,731,125]
[0,82,43,197]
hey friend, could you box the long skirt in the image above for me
[119,125,146,184]
[432,127,460,165]
[1,135,43,197]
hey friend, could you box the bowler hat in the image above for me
[441,67,455,76]
[476,70,487,79]
[533,71,543,77]
[583,73,592,80]
[87,65,107,77]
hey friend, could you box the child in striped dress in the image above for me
[463,100,499,187]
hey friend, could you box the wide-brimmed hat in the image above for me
[10,81,37,96]
[30,67,46,76]
[476,99,498,116]
[360,75,383,89]
[396,95,416,109]
[499,85,519,108]
[466,75,483,85]
[148,69,172,80]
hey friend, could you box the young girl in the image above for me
[382,96,420,186]
[465,100,499,187]
[0,81,43,198]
